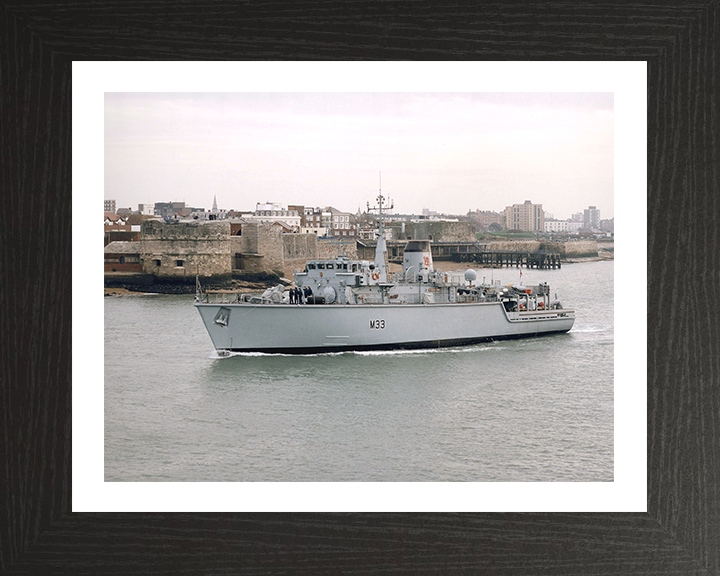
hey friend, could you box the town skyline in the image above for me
[105,195,607,224]
[105,92,614,220]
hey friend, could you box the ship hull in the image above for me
[194,301,574,354]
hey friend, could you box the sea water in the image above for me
[104,261,613,482]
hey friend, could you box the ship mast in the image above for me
[367,172,393,284]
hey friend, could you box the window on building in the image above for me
[176,260,184,267]
[155,259,161,267]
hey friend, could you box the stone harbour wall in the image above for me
[317,238,357,260]
[483,239,598,258]
[232,222,285,274]
[390,221,476,243]
[283,232,319,261]
[141,220,232,280]
[259,226,284,271]
[561,240,599,257]
[484,240,542,252]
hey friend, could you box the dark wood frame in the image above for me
[2,2,718,574]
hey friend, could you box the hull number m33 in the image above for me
[370,319,386,330]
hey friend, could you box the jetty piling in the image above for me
[373,241,564,269]
[451,249,561,269]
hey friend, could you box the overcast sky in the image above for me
[105,92,613,220]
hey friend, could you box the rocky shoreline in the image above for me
[104,272,290,296]
[563,253,614,264]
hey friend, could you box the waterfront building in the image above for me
[300,207,336,236]
[356,224,377,240]
[243,202,301,230]
[104,212,129,230]
[583,206,601,229]
[329,207,357,239]
[104,241,142,272]
[503,200,545,232]
[154,201,186,218]
[466,209,503,230]
[544,220,570,233]
[600,218,614,233]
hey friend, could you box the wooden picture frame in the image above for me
[2,3,717,573]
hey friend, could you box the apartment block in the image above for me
[503,200,545,232]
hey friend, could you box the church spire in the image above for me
[212,195,218,213]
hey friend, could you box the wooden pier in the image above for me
[378,240,562,269]
[452,250,562,269]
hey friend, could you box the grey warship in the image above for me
[194,194,575,354]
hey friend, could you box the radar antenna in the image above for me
[367,172,393,234]
[366,172,393,285]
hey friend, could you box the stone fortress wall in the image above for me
[231,222,285,274]
[110,221,600,288]
[482,239,598,258]
[140,220,232,280]
[389,221,476,242]
[560,240,599,257]
[314,239,358,260]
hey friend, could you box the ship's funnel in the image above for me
[403,240,433,280]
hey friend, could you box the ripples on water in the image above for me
[105,261,613,482]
